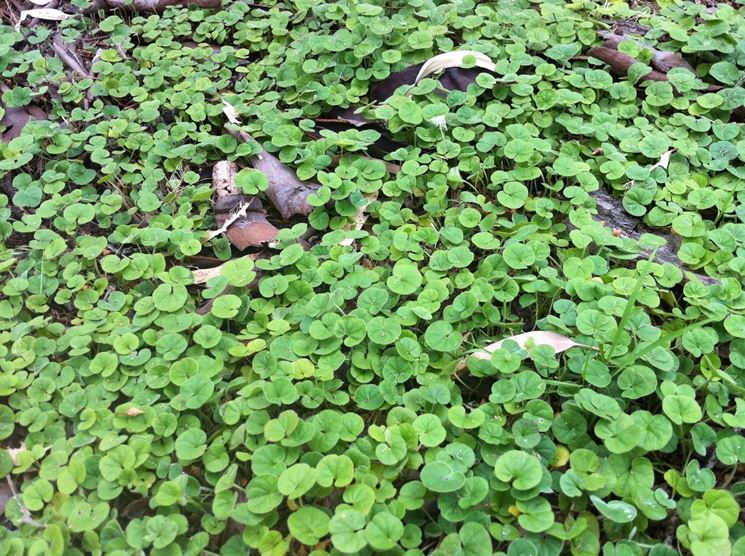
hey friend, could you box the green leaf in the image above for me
[364,512,404,551]
[420,461,466,493]
[288,506,330,545]
[589,495,638,523]
[329,510,368,554]
[494,450,543,490]
[174,429,207,461]
[277,463,317,499]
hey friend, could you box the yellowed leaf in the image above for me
[415,50,496,84]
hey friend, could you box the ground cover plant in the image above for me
[1,0,745,554]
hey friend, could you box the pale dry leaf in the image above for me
[205,201,249,242]
[6,442,25,465]
[222,100,241,125]
[340,193,377,247]
[192,265,224,284]
[471,331,593,360]
[415,50,496,84]
[27,0,53,5]
[15,8,71,30]
[650,149,673,170]
[192,255,259,284]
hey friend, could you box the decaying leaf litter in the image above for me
[2,0,745,555]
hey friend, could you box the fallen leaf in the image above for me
[651,149,673,170]
[470,331,593,360]
[0,82,46,143]
[222,99,241,125]
[6,442,25,465]
[192,255,259,284]
[51,34,90,78]
[14,8,72,30]
[414,50,496,84]
[368,56,493,104]
[103,0,219,11]
[215,196,278,249]
[0,481,11,516]
[340,193,378,247]
[316,51,496,156]
[27,0,54,5]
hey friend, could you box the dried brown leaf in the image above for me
[206,200,250,242]
[1,102,46,143]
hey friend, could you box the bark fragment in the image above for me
[588,47,670,82]
[599,31,694,74]
[210,161,278,249]
[591,189,718,285]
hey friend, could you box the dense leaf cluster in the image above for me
[1,0,745,555]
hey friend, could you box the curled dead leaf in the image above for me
[126,407,144,417]
[414,50,496,84]
[214,195,278,249]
